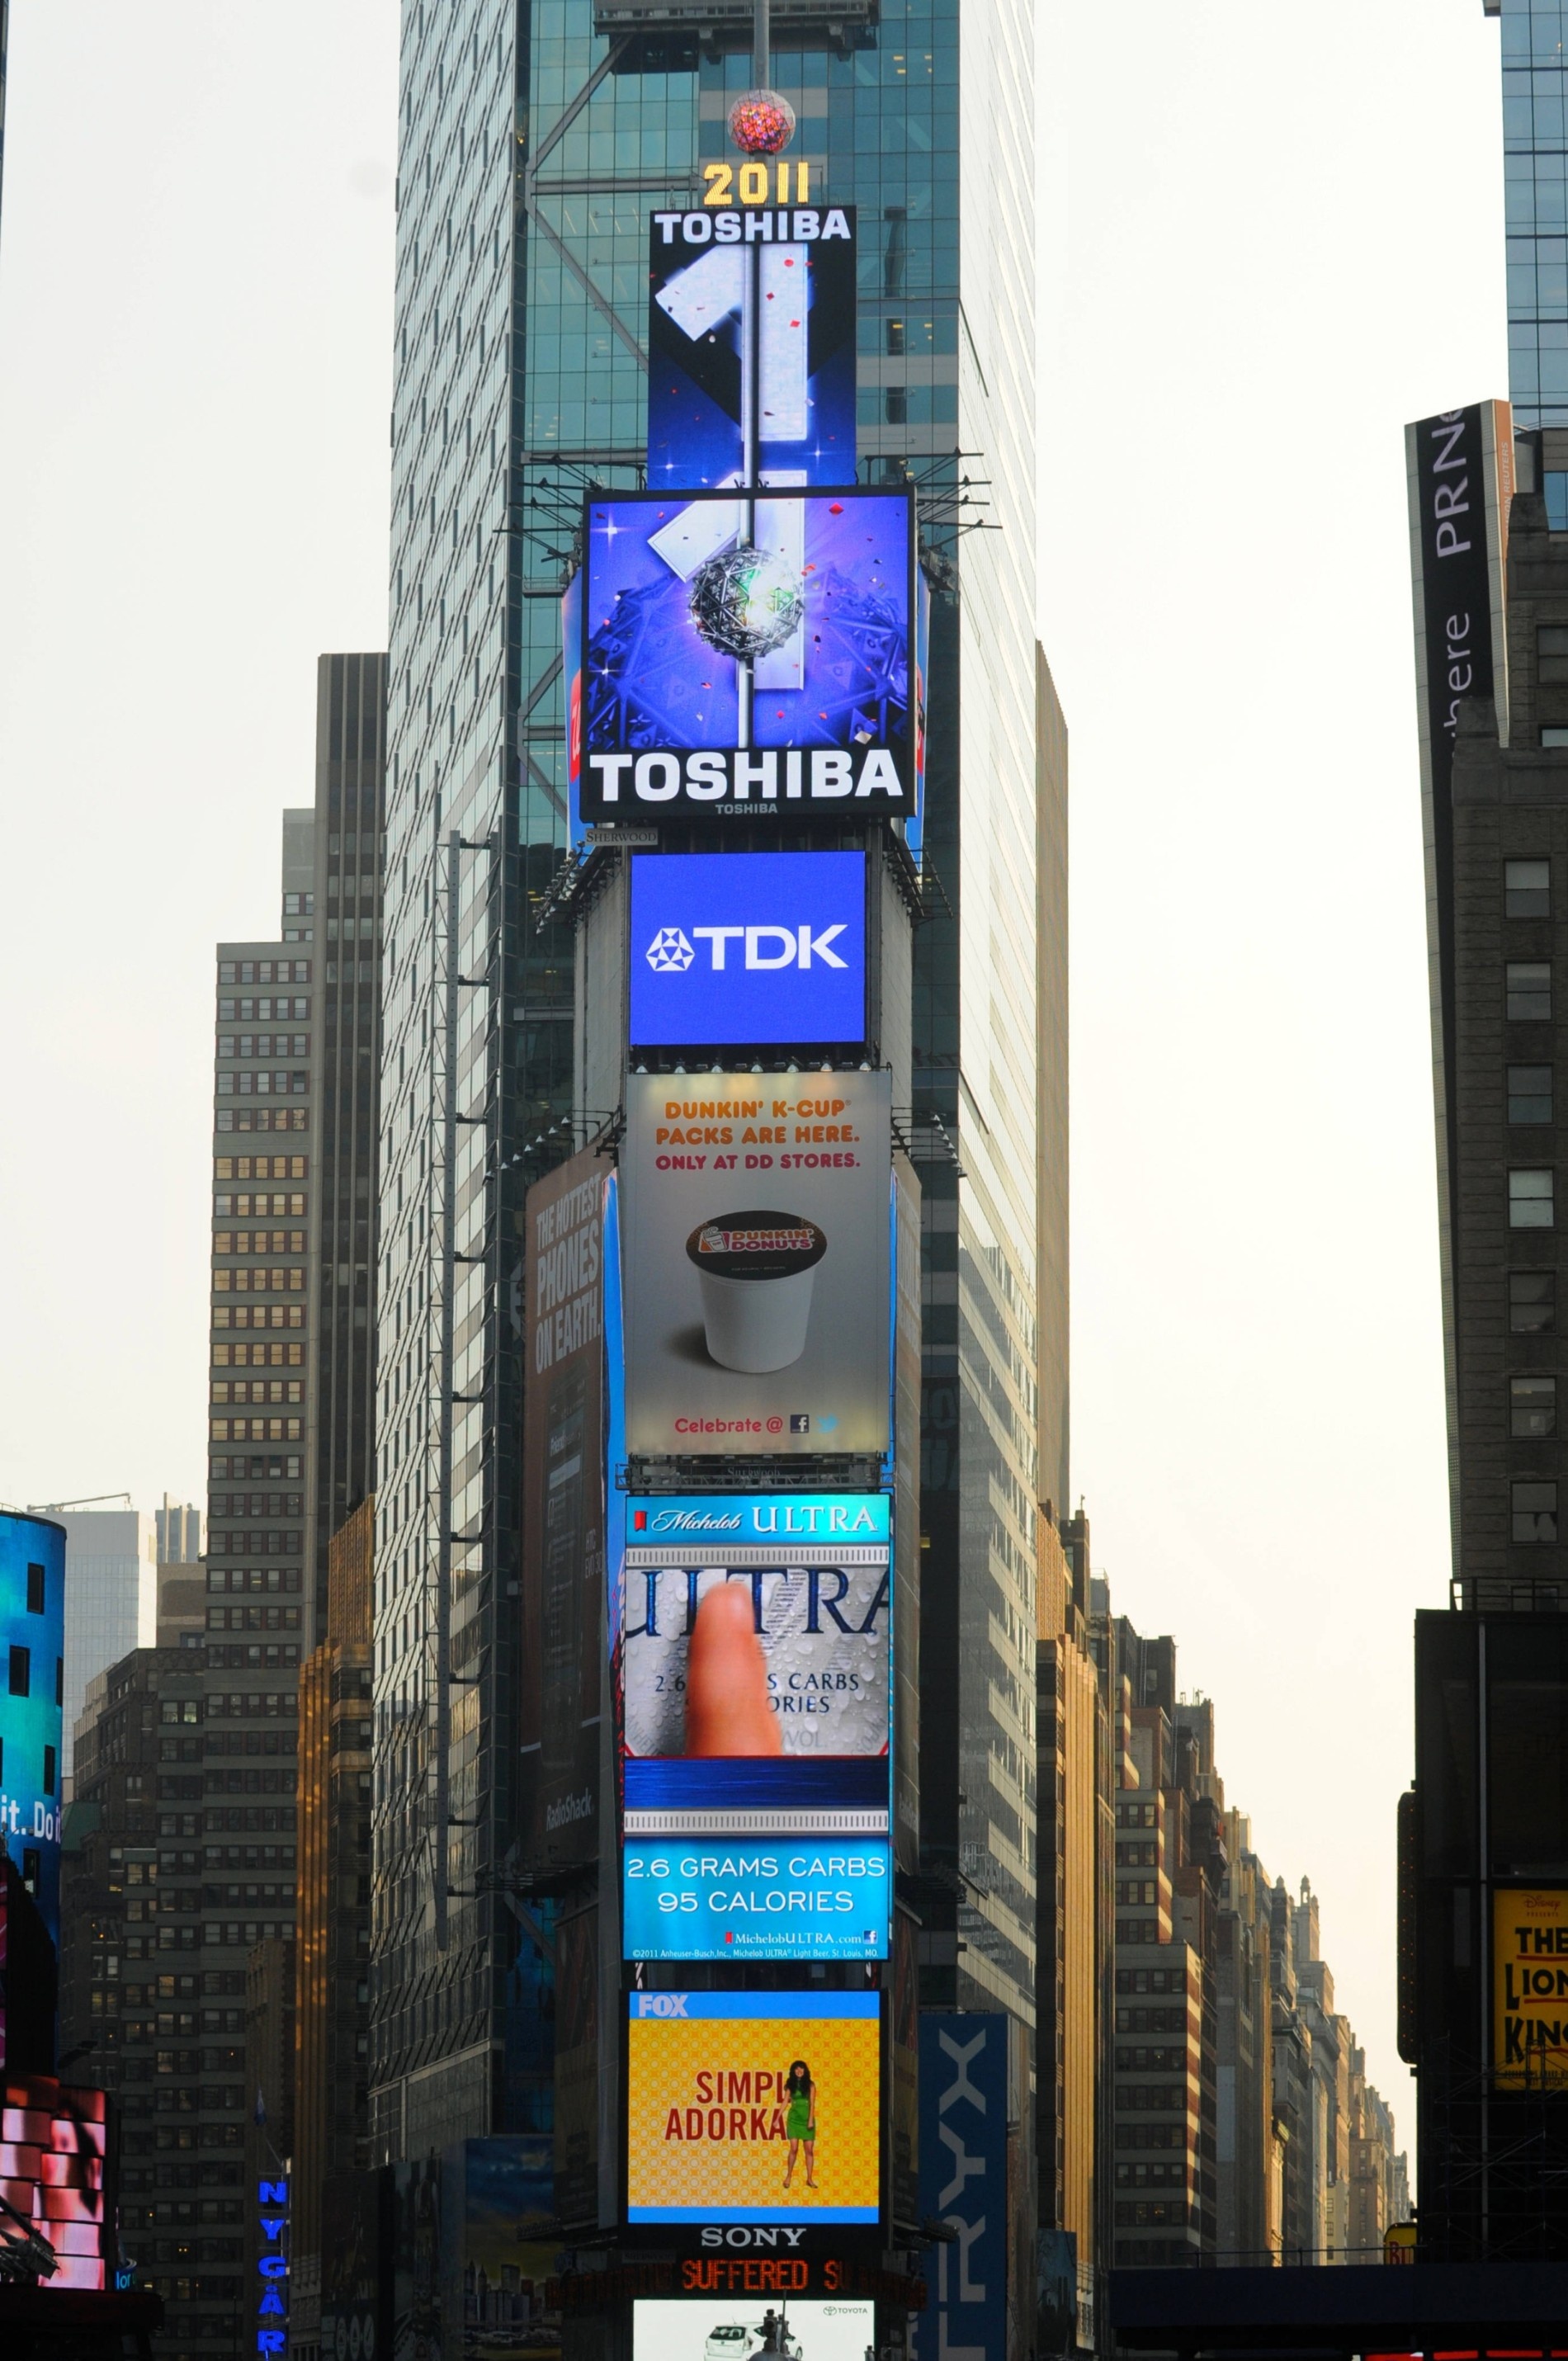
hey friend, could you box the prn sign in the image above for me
[630,851,866,1047]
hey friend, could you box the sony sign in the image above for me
[629,851,866,1047]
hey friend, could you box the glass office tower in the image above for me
[1501,0,1568,430]
[375,0,1046,2156]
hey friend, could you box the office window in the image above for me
[1511,1271,1557,1334]
[1509,1065,1554,1122]
[8,1647,28,1698]
[1507,859,1551,916]
[1543,730,1568,750]
[1513,1478,1559,1542]
[1509,961,1553,1021]
[1541,626,1568,683]
[1510,1169,1556,1227]
[1547,475,1568,534]
[26,1562,45,1614]
[1511,1375,1558,1438]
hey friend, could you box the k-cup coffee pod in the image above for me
[686,1209,828,1372]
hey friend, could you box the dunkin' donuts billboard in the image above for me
[619,1069,890,1457]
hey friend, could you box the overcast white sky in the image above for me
[0,2,1507,2136]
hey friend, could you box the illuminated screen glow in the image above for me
[0,2074,107,2291]
[633,2297,875,2361]
[0,1513,64,1957]
[626,1990,881,2224]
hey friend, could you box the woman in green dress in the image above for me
[782,2059,817,2190]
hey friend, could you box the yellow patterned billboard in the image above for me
[626,1990,881,2223]
[1493,1888,1568,2085]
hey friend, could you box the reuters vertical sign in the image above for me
[521,1146,607,1868]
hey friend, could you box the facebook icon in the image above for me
[628,850,867,1047]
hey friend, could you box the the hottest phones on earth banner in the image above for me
[626,1990,881,2225]
[620,1492,891,1962]
[619,1069,890,1457]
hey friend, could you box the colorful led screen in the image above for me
[0,1513,64,1958]
[626,1990,881,2225]
[576,489,915,826]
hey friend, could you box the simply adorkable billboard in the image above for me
[626,1990,881,2225]
[620,1070,890,1456]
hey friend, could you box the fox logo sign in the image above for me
[630,851,865,1050]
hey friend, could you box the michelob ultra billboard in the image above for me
[619,1069,891,1457]
[626,1990,881,2225]
[1494,1887,1568,2085]
[620,1491,892,1962]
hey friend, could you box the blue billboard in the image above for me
[646,205,858,490]
[619,1491,892,1962]
[629,850,866,1048]
[0,1512,65,1958]
[576,487,916,825]
[914,2017,1009,2361]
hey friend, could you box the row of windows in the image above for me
[1117,1967,1188,1995]
[210,1381,304,1406]
[217,961,309,985]
[213,1232,305,1255]
[282,895,314,916]
[212,1306,305,1331]
[216,1035,308,1060]
[215,1070,307,1096]
[213,1342,305,1368]
[1117,1879,1159,1905]
[1115,2047,1187,2073]
[217,998,308,1022]
[1116,2007,1187,2034]
[213,1194,305,1219]
[205,1605,300,1630]
[215,1109,309,1134]
[1117,1801,1158,1829]
[205,1569,301,1594]
[1116,1840,1158,1867]
[214,1155,306,1182]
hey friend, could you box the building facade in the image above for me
[374,0,1053,2190]
[33,1502,158,1784]
[290,1496,375,2356]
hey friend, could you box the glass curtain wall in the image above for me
[376,0,1039,2155]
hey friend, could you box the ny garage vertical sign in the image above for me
[915,2015,1008,2361]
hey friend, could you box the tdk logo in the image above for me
[630,850,865,1050]
[645,923,847,974]
[647,927,697,971]
[636,1992,691,2017]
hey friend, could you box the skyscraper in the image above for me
[31,1499,158,1784]
[375,0,1054,2182]
[56,659,385,2359]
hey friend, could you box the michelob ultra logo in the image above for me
[629,852,865,1048]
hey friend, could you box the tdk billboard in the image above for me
[629,851,865,1047]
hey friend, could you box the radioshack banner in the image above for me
[626,1990,881,2225]
[620,1069,890,1457]
[913,2016,1008,2361]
